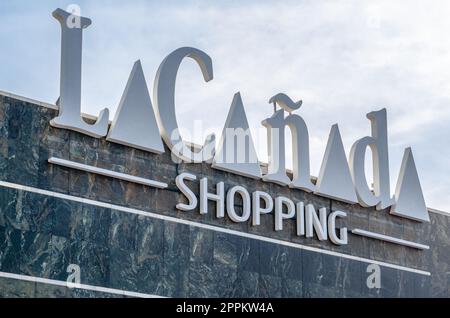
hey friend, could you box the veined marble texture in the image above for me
[0,93,448,298]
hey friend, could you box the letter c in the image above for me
[153,47,215,163]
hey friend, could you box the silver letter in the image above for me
[390,148,430,222]
[212,93,262,179]
[227,186,251,222]
[262,95,314,191]
[349,109,394,209]
[296,201,305,236]
[107,61,165,153]
[200,178,225,217]
[315,125,357,203]
[153,47,215,163]
[252,191,273,226]
[327,210,348,245]
[305,204,328,240]
[51,8,109,138]
[274,196,295,231]
[176,173,198,211]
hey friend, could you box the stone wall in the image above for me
[0,93,448,297]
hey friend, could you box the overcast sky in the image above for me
[0,0,449,212]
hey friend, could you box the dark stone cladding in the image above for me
[0,93,448,297]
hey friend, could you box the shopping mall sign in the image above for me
[46,8,430,247]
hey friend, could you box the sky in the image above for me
[0,0,449,212]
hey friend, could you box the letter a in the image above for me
[212,93,262,179]
[315,125,357,203]
[107,60,165,153]
[390,148,429,222]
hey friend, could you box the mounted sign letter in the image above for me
[50,8,109,138]
[153,47,215,163]
[43,7,430,226]
[107,60,165,154]
[390,148,430,222]
[262,94,315,192]
[349,109,394,209]
[315,125,357,203]
[212,93,262,179]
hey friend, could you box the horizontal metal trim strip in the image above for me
[0,180,431,276]
[0,271,164,298]
[351,229,429,250]
[48,157,168,189]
